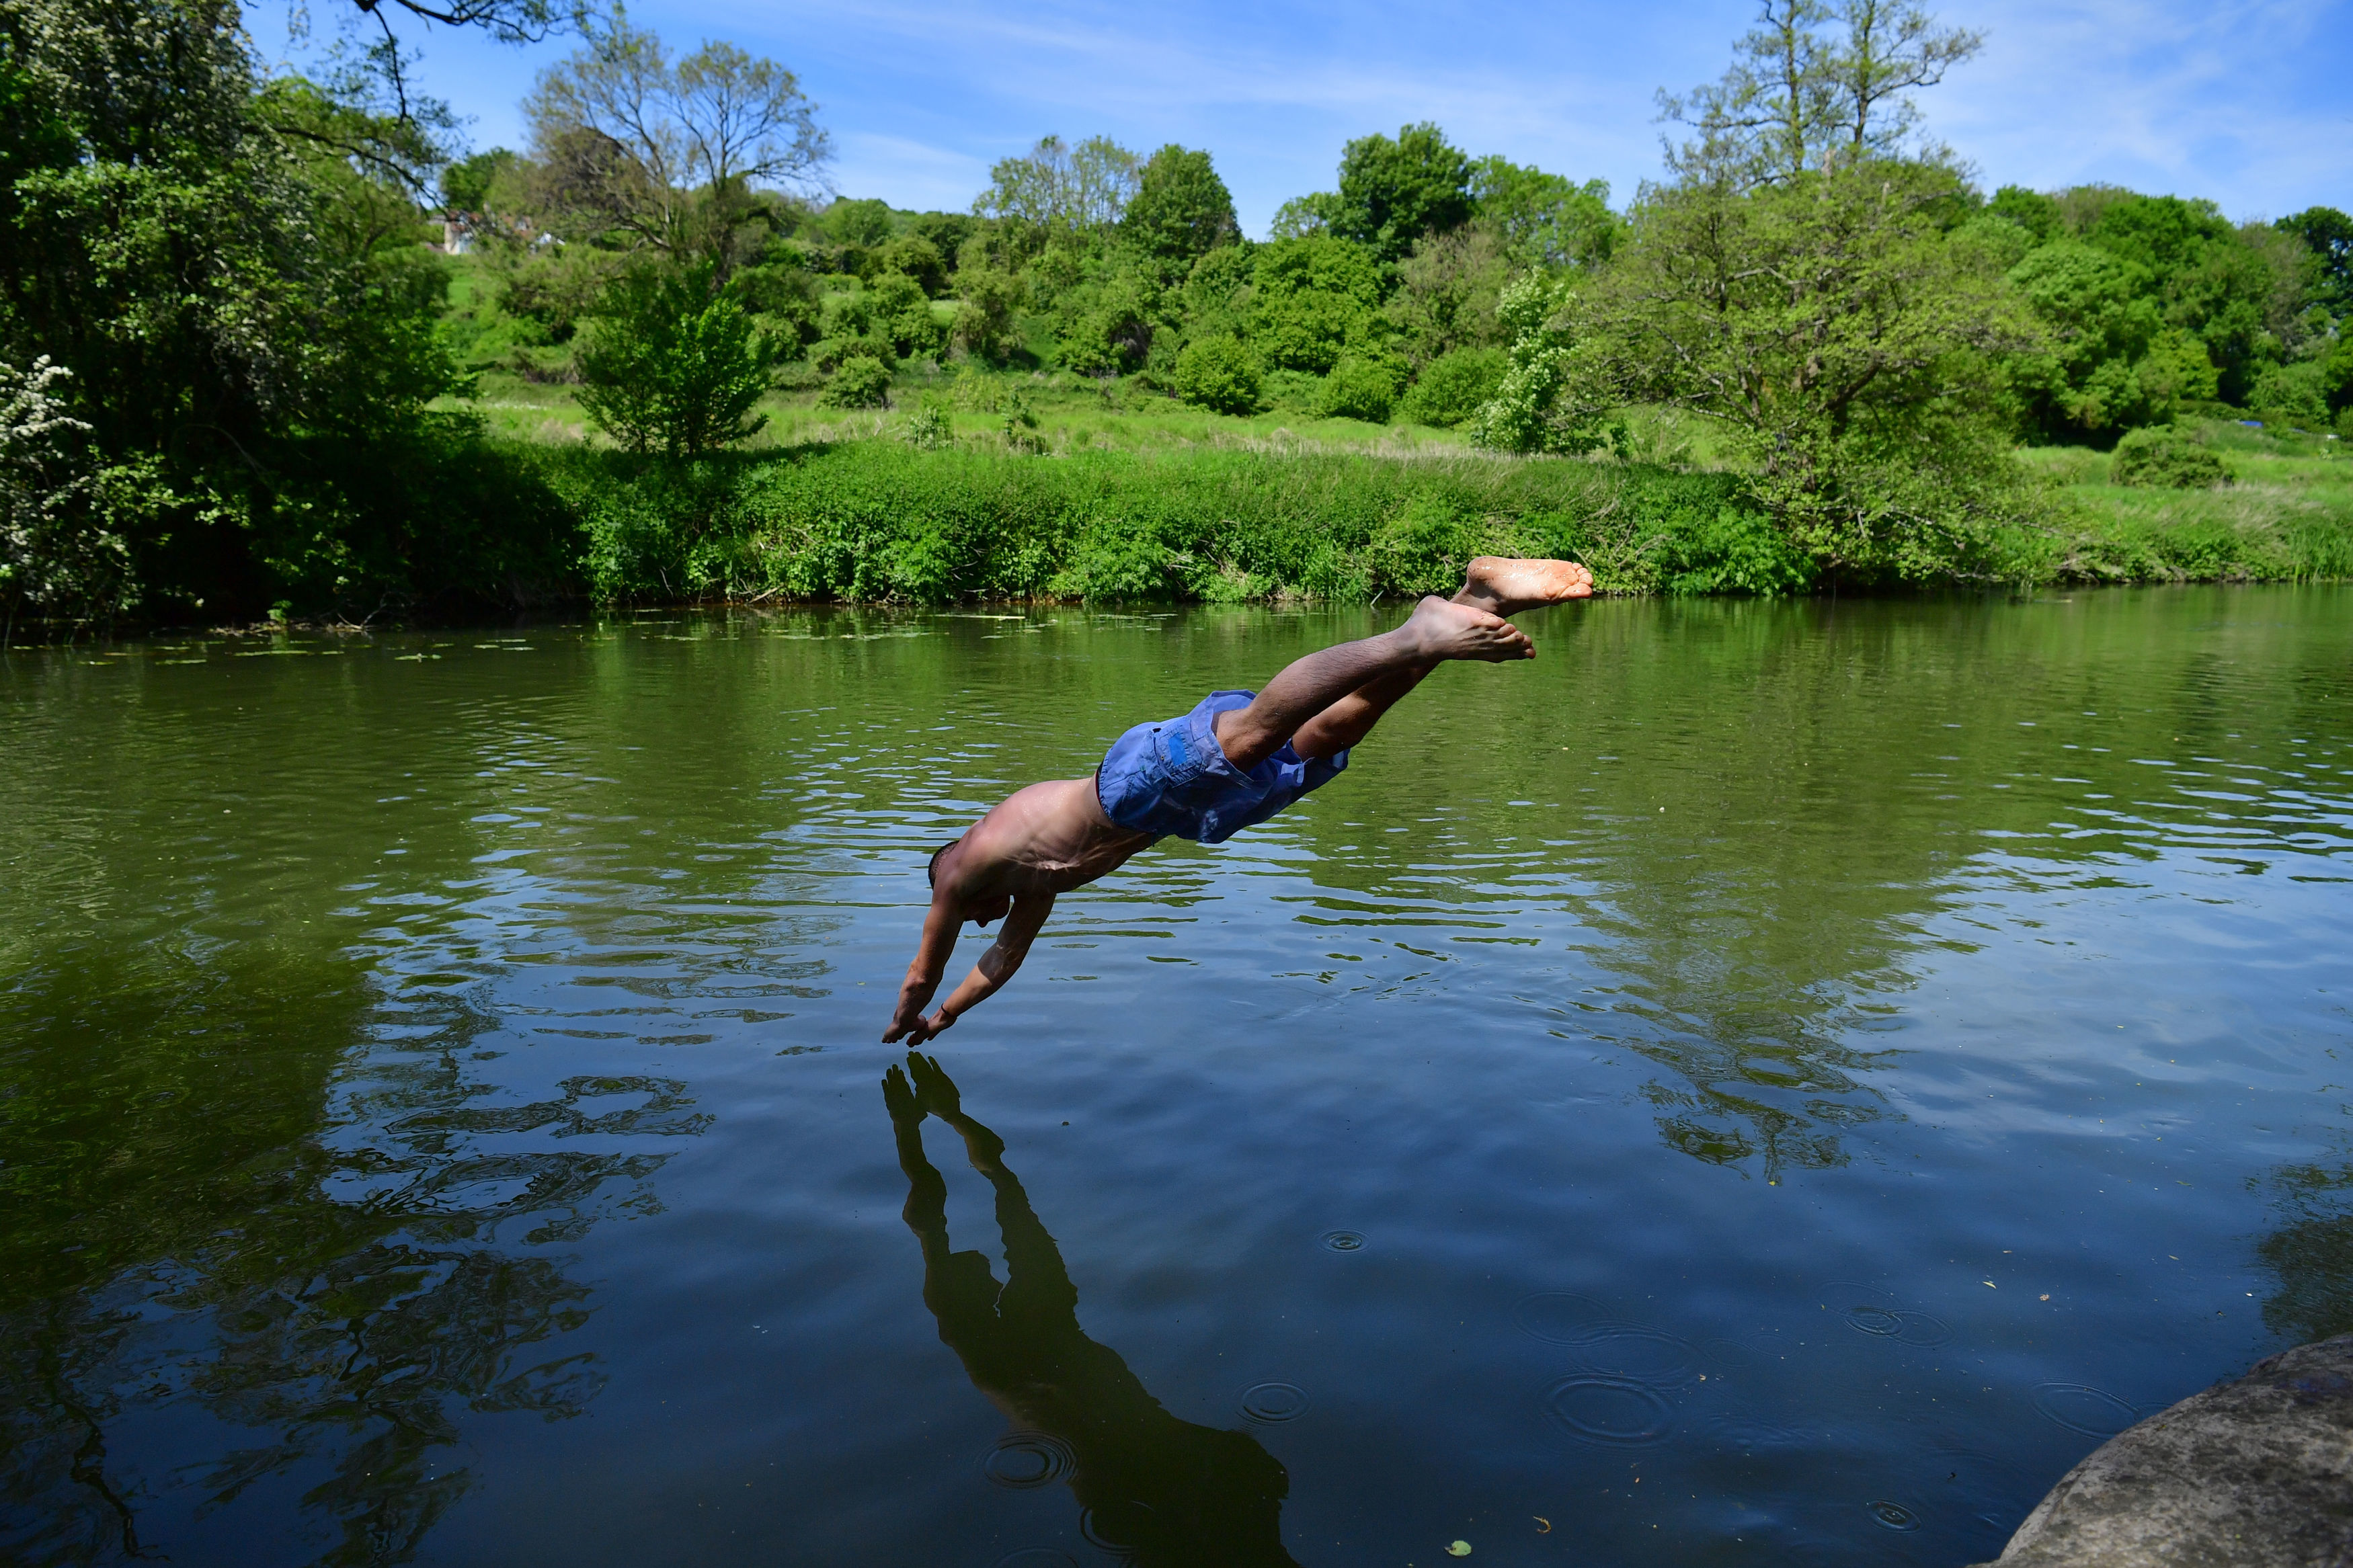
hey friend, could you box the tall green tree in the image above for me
[972,134,1139,255]
[2276,207,2352,317]
[0,0,518,622]
[2001,239,2215,440]
[1468,157,1619,268]
[1119,145,1237,276]
[575,263,772,455]
[1250,234,1384,372]
[1386,222,1513,366]
[1330,122,1474,263]
[1659,0,1980,185]
[1582,159,2037,577]
[522,11,830,275]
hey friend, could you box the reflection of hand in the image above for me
[908,1052,961,1118]
[881,1063,922,1128]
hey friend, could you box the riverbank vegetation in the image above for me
[1,0,2348,631]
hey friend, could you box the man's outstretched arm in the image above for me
[885,897,967,1044]
[903,891,1055,1043]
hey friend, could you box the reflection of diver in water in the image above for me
[884,1053,1302,1566]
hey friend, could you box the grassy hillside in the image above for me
[428,255,2352,606]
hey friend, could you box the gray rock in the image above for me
[1975,1333,2353,1567]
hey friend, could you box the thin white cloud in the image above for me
[830,132,992,210]
[1931,0,2352,216]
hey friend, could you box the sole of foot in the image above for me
[1406,596,1536,662]
[1460,557,1595,616]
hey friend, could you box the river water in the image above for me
[3,587,2350,1567]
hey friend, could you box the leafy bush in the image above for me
[899,399,953,449]
[2249,361,2331,427]
[729,259,822,349]
[2110,426,2231,489]
[1047,511,1176,599]
[1400,347,1507,427]
[873,235,948,296]
[1319,355,1404,423]
[1652,502,1815,595]
[577,267,774,456]
[683,444,1758,604]
[1470,274,1599,455]
[951,268,1026,362]
[866,271,949,362]
[820,355,894,409]
[1363,495,1474,595]
[1259,369,1323,415]
[1172,336,1263,415]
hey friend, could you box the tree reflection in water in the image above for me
[884,1053,1301,1567]
[0,968,694,1567]
[2258,1156,2353,1346]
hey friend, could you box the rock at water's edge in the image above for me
[1975,1332,2353,1567]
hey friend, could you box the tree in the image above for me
[327,0,567,44]
[2002,239,2213,440]
[1171,336,1261,415]
[972,134,1140,248]
[1470,273,1603,454]
[1250,235,1385,373]
[1331,122,1474,262]
[1581,161,2037,575]
[1468,157,1619,269]
[1119,145,1237,274]
[951,266,1025,362]
[1659,0,1980,185]
[440,145,515,210]
[1269,191,1341,239]
[1818,0,1983,159]
[2276,207,2353,317]
[0,0,497,621]
[873,233,947,296]
[820,196,892,247]
[2075,193,2287,405]
[0,357,126,624]
[574,263,772,454]
[1385,221,1513,366]
[523,11,830,272]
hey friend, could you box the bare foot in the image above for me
[1399,596,1535,663]
[1456,557,1594,616]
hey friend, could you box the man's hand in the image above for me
[882,993,932,1044]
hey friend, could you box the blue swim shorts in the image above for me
[1095,689,1349,844]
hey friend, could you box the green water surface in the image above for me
[3,587,2350,1566]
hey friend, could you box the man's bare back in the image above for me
[884,558,1593,1044]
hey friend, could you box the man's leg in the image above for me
[1209,598,1528,772]
[1281,557,1597,762]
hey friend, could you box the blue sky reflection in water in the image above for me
[1,587,2350,1565]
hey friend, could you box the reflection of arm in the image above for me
[969,1150,1080,1319]
[926,891,1055,1032]
[887,1067,949,1235]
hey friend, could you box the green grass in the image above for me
[448,360,1492,456]
[2012,421,2353,583]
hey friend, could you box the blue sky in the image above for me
[253,0,2353,232]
